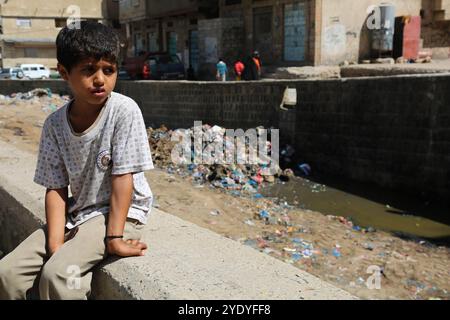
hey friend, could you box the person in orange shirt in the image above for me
[233,58,245,81]
[252,51,262,78]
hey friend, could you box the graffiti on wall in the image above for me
[323,23,346,58]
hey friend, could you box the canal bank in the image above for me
[0,93,449,299]
[2,74,450,202]
[0,139,357,300]
[261,175,450,244]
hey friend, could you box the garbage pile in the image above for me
[326,215,377,234]
[147,124,298,195]
[241,205,344,264]
[0,88,70,113]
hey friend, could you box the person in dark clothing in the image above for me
[242,55,259,81]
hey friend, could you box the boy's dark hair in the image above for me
[56,21,121,73]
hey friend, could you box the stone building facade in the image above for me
[120,0,450,78]
[0,0,118,69]
[119,0,218,77]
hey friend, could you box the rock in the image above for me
[362,242,375,251]
[266,66,341,80]
[374,58,395,65]
[263,175,275,183]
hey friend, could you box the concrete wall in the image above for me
[146,0,198,18]
[1,75,450,200]
[434,0,450,20]
[421,0,450,59]
[127,76,450,200]
[319,0,422,64]
[119,0,147,23]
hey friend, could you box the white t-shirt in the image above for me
[34,92,154,229]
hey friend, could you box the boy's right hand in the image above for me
[106,239,148,257]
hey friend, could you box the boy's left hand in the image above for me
[106,239,148,257]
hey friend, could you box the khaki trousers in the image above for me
[0,214,144,300]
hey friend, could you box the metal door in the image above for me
[284,2,307,62]
[167,32,178,56]
[189,30,199,74]
[253,6,273,63]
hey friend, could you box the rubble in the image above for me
[0,88,70,113]
[147,124,283,196]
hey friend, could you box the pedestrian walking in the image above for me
[233,58,245,81]
[216,58,228,82]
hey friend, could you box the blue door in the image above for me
[284,2,307,62]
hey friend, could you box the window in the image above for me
[55,18,66,28]
[225,0,241,5]
[24,48,38,58]
[16,19,31,28]
[31,67,38,71]
[40,67,45,70]
[112,20,121,29]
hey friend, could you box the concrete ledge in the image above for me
[0,141,356,300]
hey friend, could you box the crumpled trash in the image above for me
[209,209,220,216]
[1,88,68,113]
[259,210,270,219]
[244,219,255,226]
[280,144,295,160]
[147,123,284,194]
[332,245,342,258]
[362,242,375,251]
[256,237,269,249]
[291,253,303,261]
[298,163,311,176]
[279,168,294,182]
[243,239,257,248]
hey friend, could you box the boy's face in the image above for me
[58,58,117,107]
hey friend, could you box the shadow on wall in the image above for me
[359,16,372,62]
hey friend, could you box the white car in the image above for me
[19,64,51,79]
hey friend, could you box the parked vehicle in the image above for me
[49,70,62,79]
[0,67,25,79]
[117,66,131,80]
[122,52,185,80]
[19,64,51,79]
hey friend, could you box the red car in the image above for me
[122,52,185,80]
